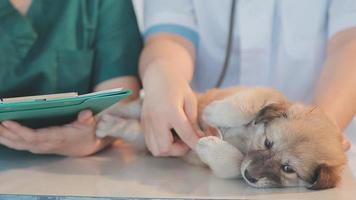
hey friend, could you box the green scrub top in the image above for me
[0,0,142,97]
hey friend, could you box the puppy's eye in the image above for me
[281,164,295,173]
[264,138,273,149]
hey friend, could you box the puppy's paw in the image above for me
[197,136,225,148]
[196,136,234,163]
[96,114,129,138]
[196,136,243,178]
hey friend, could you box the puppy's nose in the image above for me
[244,170,258,183]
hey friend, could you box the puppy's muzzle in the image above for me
[244,170,258,184]
[241,150,281,187]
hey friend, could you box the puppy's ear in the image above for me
[309,164,341,190]
[254,103,288,125]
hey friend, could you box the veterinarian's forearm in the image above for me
[139,33,196,83]
[315,28,356,130]
[94,76,140,103]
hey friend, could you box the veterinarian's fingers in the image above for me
[142,118,160,156]
[169,142,190,156]
[77,110,94,125]
[147,129,162,156]
[184,93,198,124]
[184,93,204,137]
[0,124,45,153]
[172,109,200,150]
[0,136,28,151]
[151,119,174,155]
[2,121,34,133]
[0,127,46,153]
[0,125,23,141]
[2,122,63,152]
[1,121,39,142]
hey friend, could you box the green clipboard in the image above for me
[0,88,131,128]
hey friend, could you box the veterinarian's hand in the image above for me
[0,110,113,156]
[141,65,203,156]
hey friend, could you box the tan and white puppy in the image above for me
[96,87,347,190]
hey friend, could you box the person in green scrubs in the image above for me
[0,0,142,156]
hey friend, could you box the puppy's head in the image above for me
[203,93,347,189]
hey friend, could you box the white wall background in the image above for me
[132,0,144,31]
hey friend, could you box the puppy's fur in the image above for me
[97,87,347,190]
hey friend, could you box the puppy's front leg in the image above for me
[96,114,146,151]
[196,136,243,179]
[203,87,288,128]
[103,99,143,119]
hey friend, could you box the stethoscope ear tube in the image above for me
[215,0,237,88]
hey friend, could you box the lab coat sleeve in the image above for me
[143,0,199,47]
[328,0,356,38]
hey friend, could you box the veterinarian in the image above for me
[0,0,142,156]
[140,0,356,156]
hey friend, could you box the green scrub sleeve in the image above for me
[93,0,143,86]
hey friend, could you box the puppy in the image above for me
[96,87,347,190]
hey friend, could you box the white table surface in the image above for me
[0,140,356,200]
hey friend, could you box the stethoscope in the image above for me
[215,0,238,88]
[215,0,237,139]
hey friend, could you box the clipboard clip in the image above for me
[0,92,78,103]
